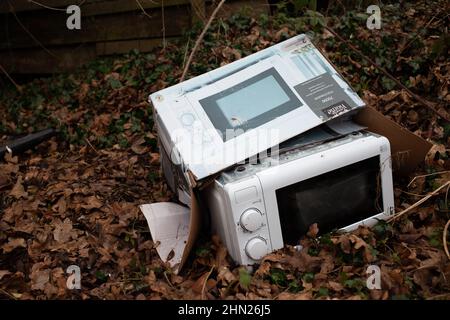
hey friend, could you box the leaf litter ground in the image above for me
[0,1,449,300]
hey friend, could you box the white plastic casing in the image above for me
[203,132,395,266]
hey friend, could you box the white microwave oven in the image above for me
[202,130,395,266]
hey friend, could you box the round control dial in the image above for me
[240,208,263,232]
[180,112,195,126]
[245,237,268,260]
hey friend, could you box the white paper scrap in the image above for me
[139,202,190,274]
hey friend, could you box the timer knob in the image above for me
[240,208,263,232]
[180,112,195,126]
[245,237,268,260]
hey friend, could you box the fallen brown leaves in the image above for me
[1,0,449,300]
[0,137,172,299]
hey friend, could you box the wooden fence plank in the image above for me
[0,0,192,16]
[0,44,97,73]
[96,37,180,55]
[0,6,191,50]
[0,0,269,74]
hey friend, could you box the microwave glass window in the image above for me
[199,68,302,141]
[275,156,383,245]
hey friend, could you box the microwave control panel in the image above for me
[219,131,371,185]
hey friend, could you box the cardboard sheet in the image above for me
[354,106,432,176]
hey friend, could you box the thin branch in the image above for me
[443,219,450,262]
[163,271,175,289]
[181,37,191,70]
[161,0,166,50]
[25,0,88,11]
[201,266,214,300]
[0,63,22,92]
[407,170,450,188]
[84,138,99,154]
[180,0,226,82]
[0,288,17,300]
[8,0,58,59]
[27,0,66,11]
[389,180,450,222]
[135,0,152,20]
[324,25,450,122]
[191,0,206,23]
[427,293,450,300]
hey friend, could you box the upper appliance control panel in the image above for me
[218,131,380,184]
[150,34,366,182]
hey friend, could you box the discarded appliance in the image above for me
[141,34,432,272]
[150,34,366,206]
[204,129,394,265]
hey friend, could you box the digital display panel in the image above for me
[200,68,302,141]
[215,75,290,128]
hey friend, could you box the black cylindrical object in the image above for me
[0,128,56,159]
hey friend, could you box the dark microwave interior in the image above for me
[276,156,384,245]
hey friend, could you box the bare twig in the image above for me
[445,179,449,210]
[443,219,450,262]
[27,0,66,11]
[400,190,426,198]
[0,63,22,92]
[27,0,87,11]
[324,26,450,122]
[191,0,206,23]
[180,0,226,82]
[161,0,166,50]
[84,138,99,154]
[201,266,214,300]
[135,0,152,20]
[407,170,450,188]
[182,37,191,70]
[163,271,175,289]
[0,288,17,300]
[7,0,58,59]
[389,180,450,222]
[427,293,450,300]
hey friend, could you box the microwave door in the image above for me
[275,156,384,245]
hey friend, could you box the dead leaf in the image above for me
[135,293,146,300]
[53,218,74,243]
[328,281,344,292]
[217,266,236,284]
[3,202,23,223]
[0,270,11,280]
[319,254,334,274]
[307,223,319,238]
[333,234,351,254]
[1,238,26,253]
[78,83,90,101]
[30,264,50,291]
[413,269,432,293]
[349,234,367,250]
[4,152,18,164]
[278,291,313,300]
[150,153,160,165]
[192,271,210,294]
[131,136,149,155]
[9,176,28,199]
[280,251,322,272]
[80,196,103,210]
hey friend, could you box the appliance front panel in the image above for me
[256,134,393,249]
